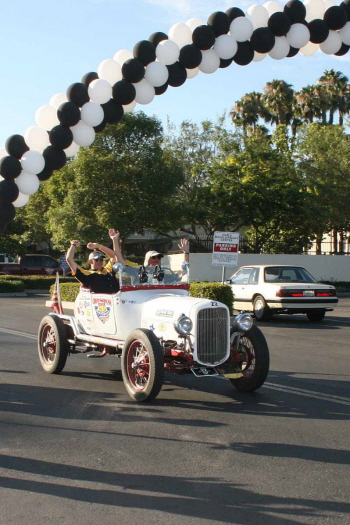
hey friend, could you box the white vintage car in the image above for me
[38,263,270,402]
[227,264,338,322]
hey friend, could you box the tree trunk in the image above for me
[316,233,322,255]
[339,231,344,254]
[332,228,338,254]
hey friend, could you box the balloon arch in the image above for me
[0,0,349,232]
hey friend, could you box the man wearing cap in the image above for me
[66,229,123,294]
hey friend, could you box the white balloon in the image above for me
[24,125,50,152]
[98,59,122,86]
[35,105,59,131]
[49,93,68,109]
[304,0,325,22]
[16,171,40,195]
[246,4,269,28]
[156,40,180,65]
[169,22,193,48]
[269,36,290,59]
[71,121,96,147]
[253,51,267,62]
[300,41,319,56]
[186,67,199,79]
[263,1,283,16]
[113,49,134,65]
[134,79,155,105]
[320,30,342,54]
[287,23,310,49]
[339,21,350,45]
[21,150,45,175]
[88,79,112,104]
[13,191,30,208]
[214,34,238,59]
[64,141,80,158]
[199,49,220,74]
[80,102,104,127]
[123,100,137,113]
[230,17,254,42]
[144,61,169,87]
[186,18,206,31]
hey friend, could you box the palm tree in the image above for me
[261,80,295,126]
[295,85,322,123]
[230,91,271,135]
[317,70,350,125]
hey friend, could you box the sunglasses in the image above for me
[151,255,162,259]
[92,257,104,262]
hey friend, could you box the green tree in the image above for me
[317,70,350,125]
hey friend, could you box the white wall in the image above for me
[166,253,350,282]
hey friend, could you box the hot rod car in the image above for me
[38,263,270,402]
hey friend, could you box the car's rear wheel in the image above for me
[229,325,270,392]
[253,295,272,321]
[38,315,68,374]
[307,309,326,322]
[121,329,164,402]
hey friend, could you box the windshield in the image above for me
[119,263,189,288]
[264,266,317,283]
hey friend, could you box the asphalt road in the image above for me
[0,296,349,525]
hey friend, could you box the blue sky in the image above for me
[0,0,349,146]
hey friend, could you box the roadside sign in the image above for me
[212,232,240,267]
[59,256,69,269]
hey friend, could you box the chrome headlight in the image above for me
[174,314,193,335]
[234,312,253,332]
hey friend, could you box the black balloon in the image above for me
[49,125,73,149]
[219,58,233,68]
[226,7,245,21]
[250,27,275,53]
[0,156,22,180]
[67,83,90,107]
[287,46,299,57]
[154,82,168,95]
[149,32,168,47]
[36,166,54,182]
[42,146,66,171]
[122,58,145,83]
[81,72,99,87]
[233,41,254,66]
[0,202,15,223]
[94,119,108,133]
[167,63,187,87]
[340,1,350,18]
[5,135,29,159]
[133,40,156,65]
[268,12,292,36]
[57,102,81,127]
[207,11,230,36]
[335,42,350,55]
[0,220,7,235]
[324,6,348,30]
[179,44,202,69]
[284,0,306,23]
[101,99,124,124]
[192,25,216,50]
[308,19,329,43]
[0,179,19,203]
[112,80,136,105]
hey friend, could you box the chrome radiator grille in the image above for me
[196,307,229,365]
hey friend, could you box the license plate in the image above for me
[303,290,315,297]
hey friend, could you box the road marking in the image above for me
[0,327,37,340]
[263,382,350,406]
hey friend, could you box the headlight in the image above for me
[234,312,253,331]
[174,314,193,335]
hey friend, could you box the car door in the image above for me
[228,267,253,310]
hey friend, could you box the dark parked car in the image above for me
[0,254,65,276]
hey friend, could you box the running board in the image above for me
[76,333,123,348]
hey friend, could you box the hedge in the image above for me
[0,278,25,292]
[0,275,76,290]
[50,282,81,302]
[190,282,234,314]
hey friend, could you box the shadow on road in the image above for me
[0,454,349,524]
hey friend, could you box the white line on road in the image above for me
[263,382,350,406]
[0,327,37,340]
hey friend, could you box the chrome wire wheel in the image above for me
[127,340,151,390]
[38,315,68,374]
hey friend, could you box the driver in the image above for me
[66,229,123,294]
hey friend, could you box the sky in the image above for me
[0,0,349,147]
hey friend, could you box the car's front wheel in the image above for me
[253,295,272,321]
[121,329,164,402]
[307,309,326,322]
[38,315,68,374]
[229,325,270,392]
